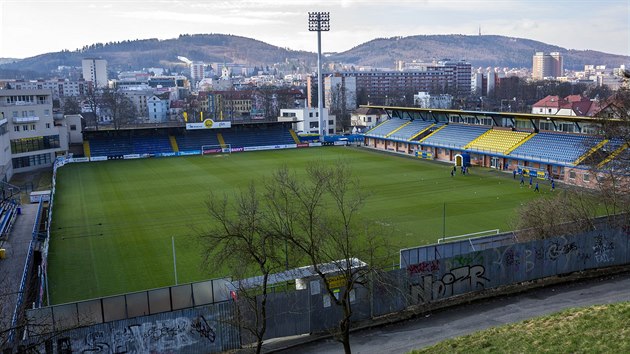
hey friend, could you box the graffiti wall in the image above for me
[406,226,629,304]
[26,302,239,354]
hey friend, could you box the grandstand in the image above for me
[388,120,435,141]
[364,118,409,137]
[84,123,298,157]
[420,124,489,149]
[363,105,627,186]
[221,124,295,148]
[175,130,220,152]
[510,132,599,164]
[465,129,532,154]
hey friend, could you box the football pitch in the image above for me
[48,147,546,304]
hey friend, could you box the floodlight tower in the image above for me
[308,12,330,137]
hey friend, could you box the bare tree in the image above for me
[100,87,136,129]
[200,161,392,354]
[264,162,391,354]
[512,190,598,241]
[62,96,81,115]
[199,183,284,354]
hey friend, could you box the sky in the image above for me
[0,0,629,59]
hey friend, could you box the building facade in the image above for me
[532,52,563,80]
[5,79,89,99]
[82,58,108,88]
[309,60,472,109]
[0,89,69,178]
[278,107,335,135]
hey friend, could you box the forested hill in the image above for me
[333,35,629,70]
[1,34,627,77]
[0,34,317,74]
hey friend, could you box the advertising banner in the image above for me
[90,156,108,162]
[243,144,296,152]
[186,119,231,130]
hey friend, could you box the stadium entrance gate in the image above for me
[454,153,470,167]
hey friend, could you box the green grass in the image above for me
[410,302,630,354]
[49,147,547,304]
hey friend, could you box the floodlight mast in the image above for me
[308,12,330,137]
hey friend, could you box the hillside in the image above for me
[333,34,629,69]
[1,34,628,78]
[0,34,317,74]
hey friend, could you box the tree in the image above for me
[62,96,81,115]
[264,162,391,354]
[200,183,284,354]
[100,87,136,129]
[200,162,391,354]
[512,190,598,241]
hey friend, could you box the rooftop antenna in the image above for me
[478,26,481,36]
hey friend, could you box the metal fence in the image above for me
[24,301,240,354]
[17,218,630,353]
[26,277,232,335]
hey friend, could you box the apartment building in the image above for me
[4,79,90,99]
[0,89,69,179]
[532,52,563,80]
[308,60,472,108]
[82,58,108,88]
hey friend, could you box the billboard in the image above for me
[186,119,231,130]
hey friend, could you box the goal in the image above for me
[201,144,231,156]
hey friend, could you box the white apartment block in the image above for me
[82,58,108,88]
[0,89,69,178]
[147,96,169,123]
[7,79,90,99]
[278,107,335,135]
[324,75,357,111]
[190,62,205,82]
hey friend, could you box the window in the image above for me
[44,109,50,116]
[13,126,19,132]
[22,125,28,131]
[328,120,333,125]
[309,112,313,117]
[12,153,52,169]
[583,174,590,182]
[10,135,60,154]
[31,124,36,130]
[46,123,50,129]
[569,171,576,179]
[12,111,18,118]
[309,122,319,129]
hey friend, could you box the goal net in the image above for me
[201,144,231,156]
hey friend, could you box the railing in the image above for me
[8,198,41,344]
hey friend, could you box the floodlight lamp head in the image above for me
[308,11,330,32]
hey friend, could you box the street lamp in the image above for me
[308,12,330,137]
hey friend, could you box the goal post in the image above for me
[201,144,231,156]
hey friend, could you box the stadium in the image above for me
[6,105,630,353]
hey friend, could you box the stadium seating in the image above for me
[509,132,600,164]
[420,124,489,149]
[365,119,410,137]
[131,136,173,154]
[221,125,295,148]
[175,130,220,152]
[388,120,434,141]
[598,138,629,169]
[0,201,18,238]
[89,136,173,156]
[465,130,531,154]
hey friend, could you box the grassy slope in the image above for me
[410,302,630,354]
[48,148,545,303]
